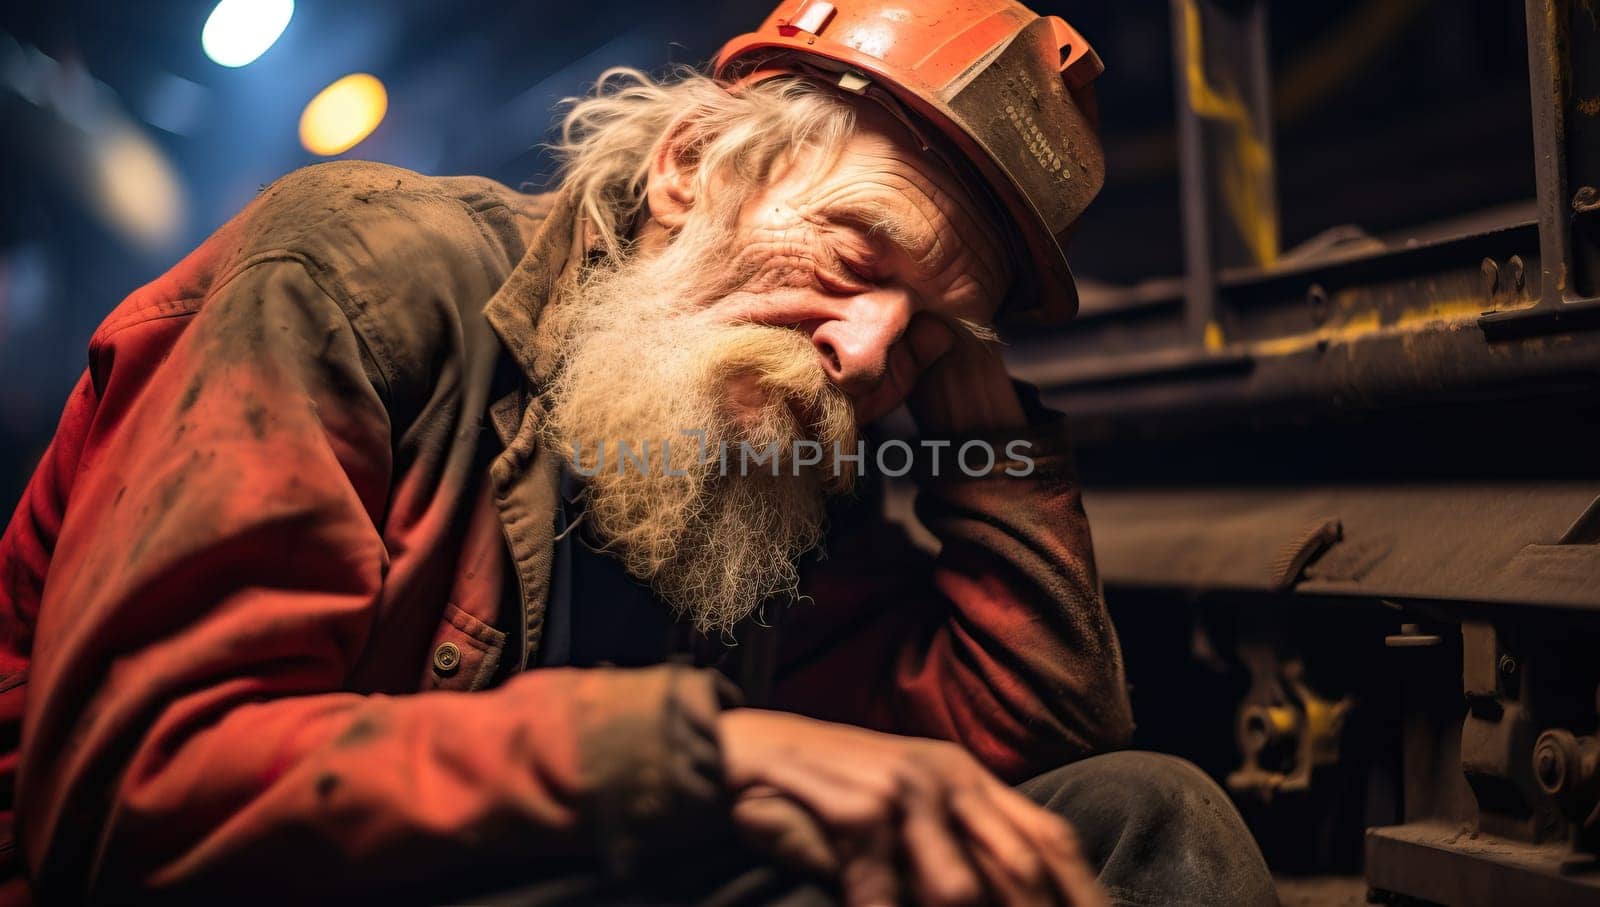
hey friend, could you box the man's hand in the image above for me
[902,314,1027,435]
[718,709,1107,907]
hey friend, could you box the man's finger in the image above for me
[899,782,984,906]
[991,784,1109,907]
[751,763,903,907]
[904,313,957,371]
[837,822,900,907]
[948,785,1054,905]
[730,786,839,877]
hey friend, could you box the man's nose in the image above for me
[807,296,912,396]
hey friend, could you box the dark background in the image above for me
[0,0,1535,508]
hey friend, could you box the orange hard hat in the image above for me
[715,0,1106,322]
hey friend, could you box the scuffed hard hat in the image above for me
[715,0,1107,323]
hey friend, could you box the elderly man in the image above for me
[0,1,1275,904]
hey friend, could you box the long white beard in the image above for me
[536,220,858,636]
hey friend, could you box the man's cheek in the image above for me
[722,371,768,420]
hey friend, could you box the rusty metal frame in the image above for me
[1366,823,1600,906]
[1480,0,1600,338]
[1005,2,1600,902]
[1009,0,1600,440]
[1169,0,1279,346]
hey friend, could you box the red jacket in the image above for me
[0,160,1132,903]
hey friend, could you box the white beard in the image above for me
[536,219,858,636]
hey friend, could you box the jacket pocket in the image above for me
[421,602,507,692]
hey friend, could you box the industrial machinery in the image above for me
[1005,1,1600,902]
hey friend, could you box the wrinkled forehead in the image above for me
[788,91,1015,287]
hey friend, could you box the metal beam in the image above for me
[1481,0,1600,336]
[1170,0,1281,346]
[1367,823,1600,905]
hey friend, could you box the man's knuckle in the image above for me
[932,871,984,906]
[1041,814,1081,853]
[831,794,892,834]
[893,757,942,798]
[864,772,904,807]
[918,740,974,776]
[1000,849,1046,885]
[946,784,985,817]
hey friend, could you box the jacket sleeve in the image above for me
[774,398,1134,782]
[16,258,731,903]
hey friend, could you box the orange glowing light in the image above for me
[298,73,387,156]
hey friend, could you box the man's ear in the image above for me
[644,115,700,232]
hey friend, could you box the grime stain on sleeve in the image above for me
[124,462,194,567]
[334,715,384,748]
[178,376,203,414]
[315,772,341,799]
[244,400,269,441]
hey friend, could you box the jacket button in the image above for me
[432,642,461,675]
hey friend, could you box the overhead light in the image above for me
[299,74,388,156]
[202,0,294,68]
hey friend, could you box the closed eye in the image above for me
[836,250,879,284]
[817,202,939,280]
[816,246,877,295]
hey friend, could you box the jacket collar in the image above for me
[482,187,586,394]
[478,188,587,670]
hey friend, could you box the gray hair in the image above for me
[552,66,858,260]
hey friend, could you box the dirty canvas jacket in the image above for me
[0,160,1133,903]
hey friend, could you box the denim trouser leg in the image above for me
[1017,751,1279,907]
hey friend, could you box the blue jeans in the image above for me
[1016,751,1278,907]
